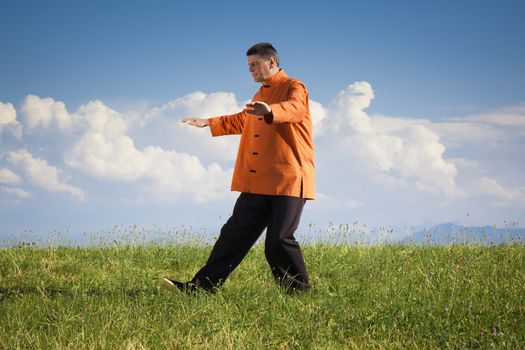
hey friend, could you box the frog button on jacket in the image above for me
[208,69,315,199]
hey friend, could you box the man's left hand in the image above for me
[246,101,272,116]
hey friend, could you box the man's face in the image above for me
[248,54,274,82]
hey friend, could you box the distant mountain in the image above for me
[400,223,525,244]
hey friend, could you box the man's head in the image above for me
[246,42,280,83]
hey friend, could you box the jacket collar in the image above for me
[262,69,287,88]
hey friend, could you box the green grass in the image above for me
[1,242,524,349]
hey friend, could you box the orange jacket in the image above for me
[208,69,315,199]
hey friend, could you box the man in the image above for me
[162,42,315,293]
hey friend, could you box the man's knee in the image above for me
[264,235,291,257]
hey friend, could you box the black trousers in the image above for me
[191,192,309,291]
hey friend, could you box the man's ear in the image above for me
[269,57,278,69]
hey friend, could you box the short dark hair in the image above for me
[246,42,279,67]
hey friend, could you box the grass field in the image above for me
[1,237,524,349]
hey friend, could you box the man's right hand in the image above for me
[181,118,210,128]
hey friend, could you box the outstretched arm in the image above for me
[181,118,210,128]
[181,110,246,136]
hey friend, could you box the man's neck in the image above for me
[262,68,281,84]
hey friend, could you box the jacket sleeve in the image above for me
[208,110,247,136]
[264,80,309,124]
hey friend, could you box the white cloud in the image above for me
[475,177,520,200]
[139,91,242,163]
[66,133,144,181]
[309,99,327,136]
[0,101,22,138]
[64,99,233,203]
[21,95,73,131]
[430,122,505,144]
[370,116,505,144]
[0,101,17,125]
[306,192,363,211]
[144,91,241,124]
[316,83,525,209]
[74,100,128,138]
[2,186,31,199]
[432,103,525,143]
[327,82,462,198]
[70,89,517,205]
[397,125,461,198]
[7,149,85,201]
[0,185,32,208]
[370,103,525,147]
[2,86,523,227]
[457,104,525,128]
[139,146,233,202]
[0,167,21,184]
[332,81,375,134]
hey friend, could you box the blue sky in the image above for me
[1,0,525,242]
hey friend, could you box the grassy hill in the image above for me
[1,242,524,349]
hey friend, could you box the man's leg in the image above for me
[264,196,310,291]
[191,193,271,290]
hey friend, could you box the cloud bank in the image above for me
[1,82,523,226]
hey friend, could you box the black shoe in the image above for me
[161,277,197,294]
[277,278,312,294]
